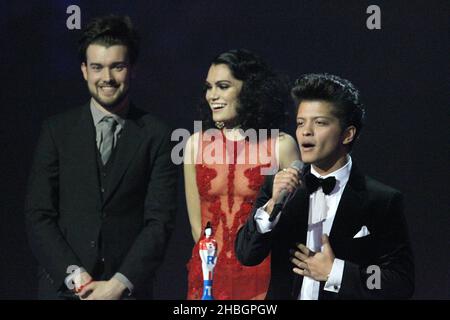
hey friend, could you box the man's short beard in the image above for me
[92,89,129,110]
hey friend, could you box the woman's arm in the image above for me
[183,132,202,243]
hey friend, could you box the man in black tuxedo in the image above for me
[235,73,414,299]
[25,15,177,299]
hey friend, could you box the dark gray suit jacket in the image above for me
[25,104,178,299]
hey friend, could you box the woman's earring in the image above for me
[215,121,225,129]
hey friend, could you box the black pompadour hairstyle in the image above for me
[78,15,140,65]
[292,73,365,149]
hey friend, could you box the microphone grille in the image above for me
[291,160,304,171]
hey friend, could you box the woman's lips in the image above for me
[211,103,226,112]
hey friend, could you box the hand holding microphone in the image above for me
[268,160,303,222]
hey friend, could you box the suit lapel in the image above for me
[68,105,102,207]
[292,166,312,238]
[102,105,146,206]
[328,165,367,255]
[288,187,310,299]
[284,166,311,299]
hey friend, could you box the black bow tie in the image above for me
[305,173,337,195]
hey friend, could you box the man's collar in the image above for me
[310,155,352,184]
[89,98,128,127]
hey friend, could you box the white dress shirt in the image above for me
[255,156,352,300]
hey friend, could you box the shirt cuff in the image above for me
[64,266,87,290]
[254,201,281,234]
[324,258,345,293]
[113,272,134,296]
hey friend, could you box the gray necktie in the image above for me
[98,116,117,164]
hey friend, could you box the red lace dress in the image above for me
[186,130,278,300]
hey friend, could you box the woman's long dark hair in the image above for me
[198,49,290,132]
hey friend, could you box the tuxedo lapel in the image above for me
[102,105,146,206]
[283,166,311,299]
[292,165,312,236]
[284,188,309,235]
[328,165,367,254]
[287,187,310,299]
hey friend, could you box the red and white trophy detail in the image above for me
[199,221,217,300]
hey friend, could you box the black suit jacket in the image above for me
[25,104,178,299]
[235,164,414,299]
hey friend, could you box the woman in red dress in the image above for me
[184,49,299,300]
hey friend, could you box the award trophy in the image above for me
[199,221,217,300]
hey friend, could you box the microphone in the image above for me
[269,160,304,222]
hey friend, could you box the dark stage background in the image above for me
[1,0,448,299]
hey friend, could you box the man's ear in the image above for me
[81,62,88,81]
[342,125,356,146]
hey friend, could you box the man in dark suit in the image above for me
[235,73,414,299]
[25,15,177,300]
